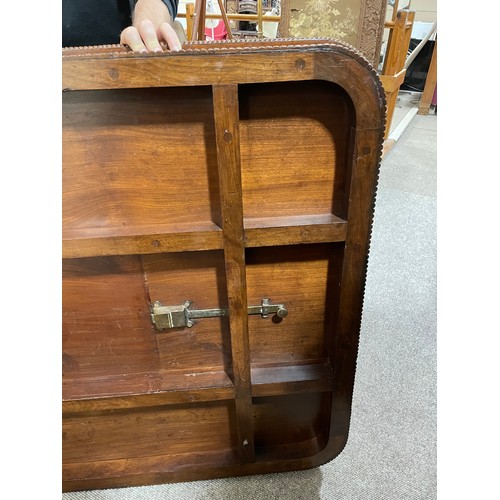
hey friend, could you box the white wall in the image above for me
[383,0,437,43]
[408,0,437,23]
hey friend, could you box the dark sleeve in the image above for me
[64,0,133,47]
[131,0,178,18]
[161,0,178,18]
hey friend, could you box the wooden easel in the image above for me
[379,3,415,140]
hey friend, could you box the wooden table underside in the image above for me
[62,39,386,491]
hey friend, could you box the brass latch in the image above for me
[150,298,288,331]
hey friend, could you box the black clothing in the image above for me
[62,0,178,47]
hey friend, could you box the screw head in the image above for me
[276,306,288,319]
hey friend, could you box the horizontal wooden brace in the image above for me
[379,69,407,93]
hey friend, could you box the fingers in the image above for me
[121,21,182,53]
[159,22,182,52]
[137,20,163,53]
[120,26,148,53]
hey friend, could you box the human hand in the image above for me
[120,19,182,53]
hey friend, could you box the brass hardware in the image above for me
[151,298,288,331]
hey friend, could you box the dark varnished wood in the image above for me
[62,39,385,491]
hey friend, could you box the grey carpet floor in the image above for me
[63,113,437,500]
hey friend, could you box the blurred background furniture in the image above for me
[179,0,282,40]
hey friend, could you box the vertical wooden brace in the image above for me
[212,84,255,463]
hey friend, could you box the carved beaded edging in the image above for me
[63,37,368,64]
